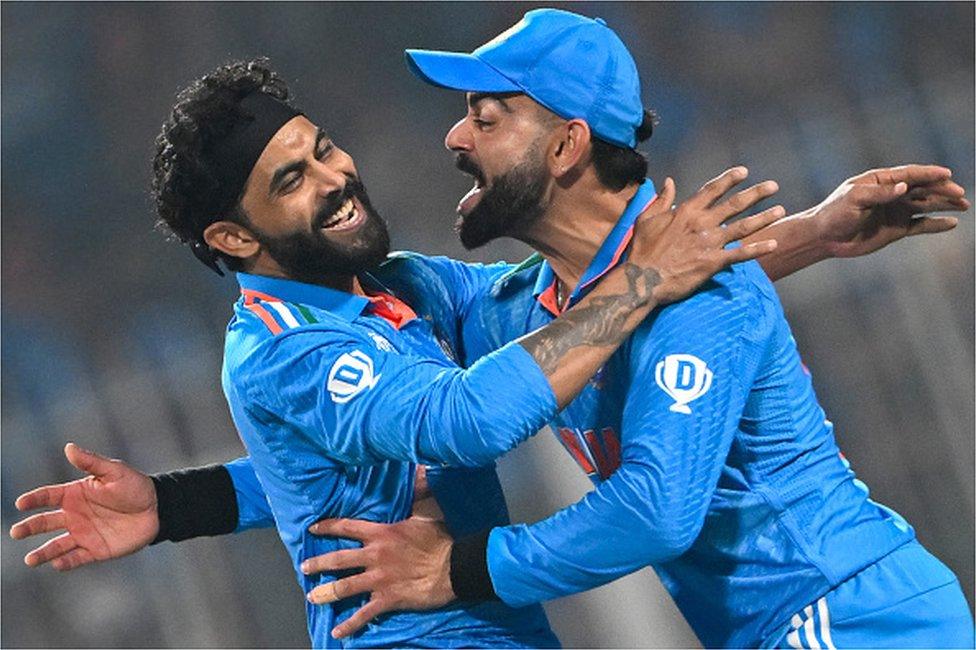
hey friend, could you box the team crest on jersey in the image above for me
[655,354,713,414]
[327,350,381,403]
[367,332,394,353]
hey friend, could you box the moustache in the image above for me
[454,154,485,184]
[313,177,364,229]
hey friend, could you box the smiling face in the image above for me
[216,115,389,284]
[445,93,557,249]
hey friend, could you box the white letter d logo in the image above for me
[655,354,713,414]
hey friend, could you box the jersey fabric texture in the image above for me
[221,272,559,649]
[222,178,971,647]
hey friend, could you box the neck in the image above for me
[520,174,641,299]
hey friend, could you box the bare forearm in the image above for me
[518,262,660,408]
[749,208,829,281]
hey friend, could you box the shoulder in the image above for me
[637,260,777,347]
[224,301,368,392]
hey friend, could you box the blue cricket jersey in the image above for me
[221,272,559,648]
[223,179,920,647]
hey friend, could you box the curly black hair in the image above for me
[151,57,293,272]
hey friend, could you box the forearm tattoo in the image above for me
[520,262,661,375]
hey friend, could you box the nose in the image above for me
[444,117,472,152]
[309,159,348,198]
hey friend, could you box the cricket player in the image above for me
[11,55,785,648]
[13,10,973,649]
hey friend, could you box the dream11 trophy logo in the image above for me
[654,353,713,414]
[328,350,381,403]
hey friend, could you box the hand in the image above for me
[9,443,159,571]
[814,164,969,258]
[632,167,783,304]
[302,517,454,639]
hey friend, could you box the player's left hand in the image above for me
[814,164,969,258]
[303,516,454,639]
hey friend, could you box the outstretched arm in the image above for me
[10,444,160,571]
[9,447,278,569]
[750,164,968,281]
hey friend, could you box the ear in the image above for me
[203,220,260,263]
[548,119,592,180]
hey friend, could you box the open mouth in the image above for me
[321,196,366,232]
[458,175,486,216]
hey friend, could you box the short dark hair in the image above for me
[590,109,657,192]
[151,57,292,272]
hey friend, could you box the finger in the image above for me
[51,547,96,572]
[691,166,749,208]
[720,239,778,266]
[905,179,966,199]
[906,195,971,213]
[301,549,369,575]
[308,518,383,540]
[849,182,908,208]
[714,180,780,223]
[64,442,117,478]
[905,216,959,237]
[331,598,388,639]
[15,484,66,511]
[857,165,951,187]
[24,532,77,567]
[10,511,66,540]
[654,177,676,212]
[307,572,375,605]
[721,205,787,244]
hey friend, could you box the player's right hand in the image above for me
[632,167,784,304]
[9,443,159,571]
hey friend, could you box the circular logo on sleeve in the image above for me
[327,350,381,403]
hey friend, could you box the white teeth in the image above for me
[323,198,355,228]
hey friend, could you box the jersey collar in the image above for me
[236,272,370,322]
[532,178,658,316]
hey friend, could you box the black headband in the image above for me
[193,92,303,275]
[211,91,303,201]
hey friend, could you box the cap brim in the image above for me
[405,49,520,93]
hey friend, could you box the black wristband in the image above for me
[449,529,499,602]
[150,465,239,544]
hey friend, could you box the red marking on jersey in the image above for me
[245,302,283,334]
[601,427,622,476]
[558,428,595,474]
[366,291,416,330]
[537,283,561,317]
[800,361,812,376]
[241,288,281,305]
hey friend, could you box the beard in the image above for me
[251,178,391,285]
[455,144,550,250]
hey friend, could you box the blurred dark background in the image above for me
[2,2,972,647]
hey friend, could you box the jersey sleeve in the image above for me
[223,456,276,532]
[243,324,557,468]
[485,268,777,606]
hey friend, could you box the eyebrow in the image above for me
[268,128,330,196]
[468,92,514,113]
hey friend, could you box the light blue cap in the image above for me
[405,8,644,149]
